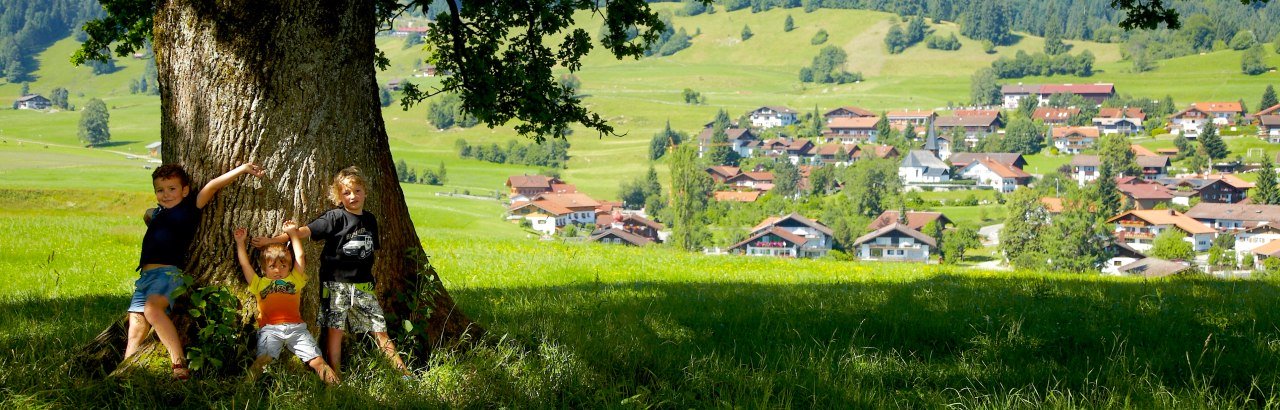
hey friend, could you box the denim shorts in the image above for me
[127,266,184,313]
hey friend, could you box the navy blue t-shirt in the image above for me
[138,193,201,270]
[307,208,378,284]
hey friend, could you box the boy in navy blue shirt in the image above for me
[126,162,262,380]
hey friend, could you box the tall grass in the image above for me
[3,189,1280,408]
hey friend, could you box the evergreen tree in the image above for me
[741,25,753,41]
[1256,155,1279,205]
[1092,171,1124,217]
[395,159,409,182]
[669,144,712,251]
[1172,133,1191,159]
[874,113,891,139]
[1260,85,1278,111]
[1198,122,1229,160]
[379,86,392,107]
[784,14,795,32]
[708,125,738,166]
[906,16,926,45]
[649,120,683,160]
[961,0,1010,45]
[1044,31,1068,55]
[970,67,1000,106]
[1002,117,1045,154]
[1187,143,1211,174]
[77,98,110,147]
[19,82,28,96]
[642,164,662,200]
[773,159,800,198]
[1158,95,1177,117]
[1098,133,1141,177]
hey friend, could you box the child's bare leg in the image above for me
[372,331,409,375]
[325,328,344,374]
[143,295,186,376]
[249,355,273,380]
[307,357,340,385]
[123,312,150,360]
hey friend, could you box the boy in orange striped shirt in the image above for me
[234,221,338,384]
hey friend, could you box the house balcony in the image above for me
[1116,231,1155,240]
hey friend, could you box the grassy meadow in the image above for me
[4,177,1280,406]
[6,5,1280,407]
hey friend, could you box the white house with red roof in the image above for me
[1106,209,1216,252]
[728,213,833,258]
[1093,107,1146,135]
[1169,102,1244,137]
[1051,126,1101,154]
[749,106,798,129]
[851,223,938,263]
[1235,225,1280,268]
[1000,83,1116,108]
[824,116,880,144]
[957,157,1032,192]
[1032,107,1078,125]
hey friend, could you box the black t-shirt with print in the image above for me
[307,208,379,283]
[138,193,201,270]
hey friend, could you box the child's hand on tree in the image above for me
[242,163,265,178]
[234,227,247,243]
[282,220,298,234]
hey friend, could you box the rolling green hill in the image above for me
[2,6,1279,199]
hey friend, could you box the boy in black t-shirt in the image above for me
[254,166,408,376]
[127,162,262,380]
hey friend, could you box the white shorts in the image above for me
[257,323,322,363]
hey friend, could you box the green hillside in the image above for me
[2,6,1279,199]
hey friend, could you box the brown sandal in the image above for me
[172,363,190,381]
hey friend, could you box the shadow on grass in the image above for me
[6,275,1280,407]
[91,141,139,149]
[452,274,1280,406]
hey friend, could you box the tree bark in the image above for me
[75,0,478,376]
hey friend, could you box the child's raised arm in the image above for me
[197,163,264,209]
[252,224,311,247]
[283,220,307,277]
[233,227,257,284]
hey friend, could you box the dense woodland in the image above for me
[0,0,102,82]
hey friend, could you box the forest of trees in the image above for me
[455,138,571,169]
[0,0,103,82]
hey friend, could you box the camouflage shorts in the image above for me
[319,281,387,333]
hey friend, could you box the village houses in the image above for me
[1032,107,1078,125]
[697,126,758,159]
[1051,126,1101,154]
[1168,102,1244,138]
[728,213,833,258]
[748,106,798,129]
[13,94,51,110]
[851,223,938,263]
[1000,83,1116,108]
[899,150,951,185]
[1107,209,1216,253]
[1093,107,1146,135]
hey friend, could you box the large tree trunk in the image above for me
[75,0,478,376]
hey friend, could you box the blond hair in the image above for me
[328,166,368,206]
[259,243,293,267]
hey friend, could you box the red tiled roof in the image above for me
[976,158,1031,179]
[825,106,876,117]
[828,116,880,129]
[1039,83,1115,95]
[714,191,761,202]
[867,211,950,232]
[1254,239,1280,257]
[1053,126,1100,138]
[507,175,556,189]
[1191,101,1244,113]
[1106,210,1216,234]
[852,223,938,247]
[1098,107,1146,120]
[1032,107,1079,121]
[1130,145,1157,156]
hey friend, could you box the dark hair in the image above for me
[151,164,192,187]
